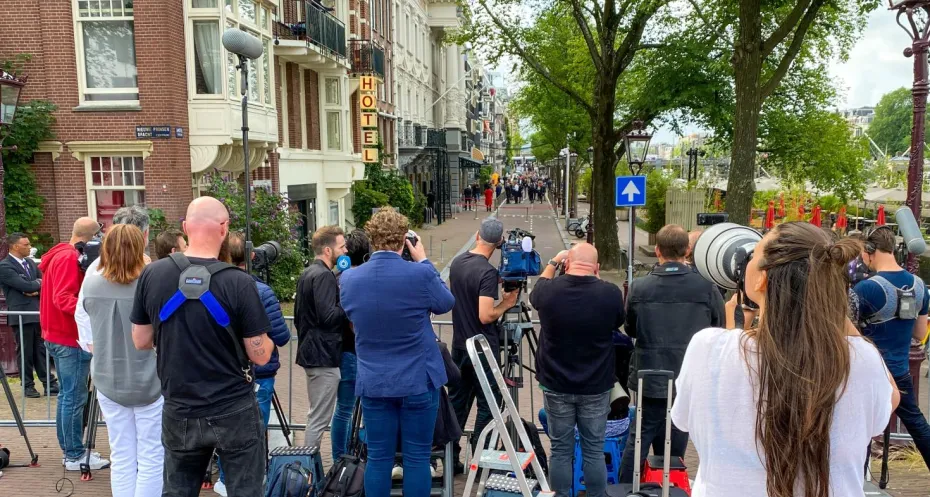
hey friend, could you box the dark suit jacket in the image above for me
[0,255,41,324]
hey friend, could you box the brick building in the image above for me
[0,0,292,243]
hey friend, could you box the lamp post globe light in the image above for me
[0,69,27,260]
[890,0,930,273]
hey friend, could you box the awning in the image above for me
[471,147,485,162]
[460,156,483,169]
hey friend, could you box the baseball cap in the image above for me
[479,217,504,244]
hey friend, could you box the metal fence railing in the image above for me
[2,311,928,446]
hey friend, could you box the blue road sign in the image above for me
[616,176,647,207]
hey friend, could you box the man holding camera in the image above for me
[854,227,930,469]
[448,218,518,473]
[619,224,725,483]
[531,243,624,497]
[295,226,349,449]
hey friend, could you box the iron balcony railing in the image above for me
[427,128,446,148]
[273,0,346,59]
[348,40,385,78]
[415,125,424,146]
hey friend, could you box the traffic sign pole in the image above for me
[628,206,635,290]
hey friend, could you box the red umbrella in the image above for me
[877,205,886,226]
[810,205,822,227]
[837,206,848,230]
[765,200,776,230]
[778,195,786,218]
[798,203,806,219]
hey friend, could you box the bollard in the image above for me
[525,207,529,220]
[441,239,447,263]
[475,206,479,220]
[430,236,433,259]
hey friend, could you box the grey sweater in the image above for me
[83,271,160,407]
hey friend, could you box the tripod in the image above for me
[79,384,101,481]
[0,361,39,467]
[498,283,539,442]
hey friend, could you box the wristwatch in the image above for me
[548,260,561,268]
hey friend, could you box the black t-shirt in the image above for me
[450,252,500,351]
[130,257,271,417]
[530,275,624,395]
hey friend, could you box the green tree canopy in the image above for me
[868,87,922,156]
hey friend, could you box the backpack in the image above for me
[265,461,318,497]
[320,399,365,497]
[518,418,548,476]
[859,274,926,327]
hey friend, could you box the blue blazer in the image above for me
[340,252,455,398]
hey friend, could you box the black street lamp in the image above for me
[686,147,705,182]
[890,0,930,273]
[621,121,653,295]
[0,69,26,260]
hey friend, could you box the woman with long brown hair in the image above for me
[671,222,900,497]
[75,224,163,497]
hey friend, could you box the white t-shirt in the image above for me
[670,328,893,497]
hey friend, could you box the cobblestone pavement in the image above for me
[2,200,928,496]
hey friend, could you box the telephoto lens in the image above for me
[692,223,762,291]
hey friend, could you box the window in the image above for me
[74,0,139,104]
[192,0,274,105]
[405,14,411,50]
[87,156,146,230]
[324,77,342,150]
[329,200,340,226]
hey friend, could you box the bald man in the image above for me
[131,197,273,496]
[38,217,110,470]
[620,224,724,483]
[530,243,625,497]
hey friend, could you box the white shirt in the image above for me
[75,259,102,353]
[670,328,893,497]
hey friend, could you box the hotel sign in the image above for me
[359,76,381,163]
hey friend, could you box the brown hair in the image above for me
[656,224,689,260]
[99,224,146,285]
[311,226,345,256]
[218,232,232,263]
[153,229,185,260]
[365,209,409,252]
[746,222,862,497]
[228,231,247,266]
[866,226,896,254]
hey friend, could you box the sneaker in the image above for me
[64,452,110,471]
[45,382,59,396]
[453,461,465,476]
[62,451,102,466]
[24,386,40,398]
[391,463,403,480]
[214,481,228,497]
[430,460,441,478]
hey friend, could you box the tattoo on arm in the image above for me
[248,336,266,356]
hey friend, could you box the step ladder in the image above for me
[462,335,553,497]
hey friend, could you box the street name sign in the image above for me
[615,176,646,207]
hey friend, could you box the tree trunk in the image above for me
[592,76,621,270]
[727,0,764,226]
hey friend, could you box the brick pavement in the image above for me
[2,201,929,495]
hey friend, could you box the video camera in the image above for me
[252,240,281,274]
[498,228,542,292]
[692,221,762,327]
[76,233,103,272]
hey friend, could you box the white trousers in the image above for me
[96,391,165,497]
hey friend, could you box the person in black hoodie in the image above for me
[295,225,348,449]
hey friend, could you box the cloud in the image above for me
[830,11,914,107]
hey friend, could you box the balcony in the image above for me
[274,1,347,69]
[348,40,385,79]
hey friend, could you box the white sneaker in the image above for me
[391,464,404,480]
[214,480,228,497]
[64,452,110,471]
[430,460,441,478]
[62,451,102,466]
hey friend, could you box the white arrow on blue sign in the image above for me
[615,176,647,207]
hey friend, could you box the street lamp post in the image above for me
[622,121,653,292]
[686,147,705,183]
[0,69,27,261]
[586,146,595,244]
[890,0,930,273]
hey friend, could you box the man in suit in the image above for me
[0,233,58,398]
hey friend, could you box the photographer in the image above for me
[295,225,349,449]
[339,209,455,497]
[853,227,930,469]
[448,218,518,473]
[39,217,109,471]
[672,222,899,496]
[619,224,724,483]
[531,243,624,497]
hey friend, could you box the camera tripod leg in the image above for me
[271,388,292,447]
[202,450,216,489]
[0,363,39,467]
[80,387,100,481]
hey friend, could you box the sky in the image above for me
[495,8,919,147]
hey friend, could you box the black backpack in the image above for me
[266,461,317,497]
[519,418,548,476]
[320,400,365,497]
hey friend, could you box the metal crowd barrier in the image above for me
[2,311,929,447]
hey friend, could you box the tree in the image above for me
[869,87,924,156]
[460,0,675,269]
[351,143,419,228]
[688,0,879,224]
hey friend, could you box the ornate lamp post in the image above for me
[622,121,652,293]
[686,147,705,182]
[586,146,595,243]
[890,0,930,273]
[0,69,27,260]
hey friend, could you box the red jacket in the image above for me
[38,243,84,348]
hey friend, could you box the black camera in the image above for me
[76,233,103,272]
[401,230,418,262]
[253,241,281,273]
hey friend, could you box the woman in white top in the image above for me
[671,222,900,497]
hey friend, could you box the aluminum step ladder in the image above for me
[462,335,552,497]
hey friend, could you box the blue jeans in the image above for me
[892,372,930,470]
[331,352,358,461]
[362,389,439,497]
[217,376,274,484]
[544,390,610,497]
[47,343,91,460]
